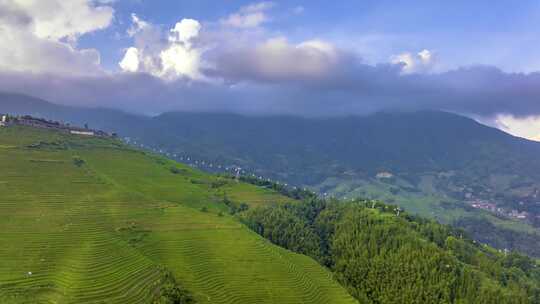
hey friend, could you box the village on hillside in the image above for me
[0,114,115,138]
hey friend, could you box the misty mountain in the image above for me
[2,92,540,256]
[148,111,540,182]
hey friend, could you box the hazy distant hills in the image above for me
[2,92,540,256]
[148,110,540,181]
[0,92,150,133]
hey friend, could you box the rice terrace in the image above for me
[3,1,540,303]
[0,125,356,303]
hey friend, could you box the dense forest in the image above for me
[241,197,540,303]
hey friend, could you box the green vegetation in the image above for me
[4,94,540,257]
[152,267,195,304]
[72,155,85,167]
[3,116,540,304]
[316,175,540,257]
[99,110,540,258]
[0,126,356,304]
[243,199,540,304]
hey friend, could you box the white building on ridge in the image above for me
[70,130,95,136]
[0,115,7,127]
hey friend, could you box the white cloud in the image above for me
[391,49,435,74]
[220,2,275,28]
[0,0,113,75]
[119,47,139,72]
[213,37,346,82]
[14,0,113,41]
[127,13,149,37]
[0,28,102,75]
[121,16,205,80]
[297,40,338,59]
[418,49,432,63]
[493,114,540,141]
[170,19,201,45]
[242,2,275,12]
[254,37,341,78]
[160,44,202,80]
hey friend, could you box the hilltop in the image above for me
[0,114,114,137]
[0,125,356,304]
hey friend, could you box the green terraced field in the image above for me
[0,126,357,304]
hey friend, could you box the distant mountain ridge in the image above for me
[2,92,540,257]
[0,92,150,134]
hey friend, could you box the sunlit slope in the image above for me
[0,126,356,304]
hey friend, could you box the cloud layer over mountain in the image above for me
[1,0,540,138]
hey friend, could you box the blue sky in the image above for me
[78,0,540,72]
[2,0,540,140]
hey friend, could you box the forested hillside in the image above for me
[242,198,540,303]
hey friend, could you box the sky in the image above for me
[1,1,540,140]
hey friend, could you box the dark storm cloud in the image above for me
[1,62,540,118]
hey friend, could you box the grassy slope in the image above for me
[0,126,356,304]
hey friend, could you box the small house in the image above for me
[70,130,95,136]
[376,171,394,179]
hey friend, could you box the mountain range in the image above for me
[2,92,540,257]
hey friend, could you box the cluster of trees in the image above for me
[221,193,249,215]
[152,267,195,304]
[72,155,85,167]
[242,199,540,303]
